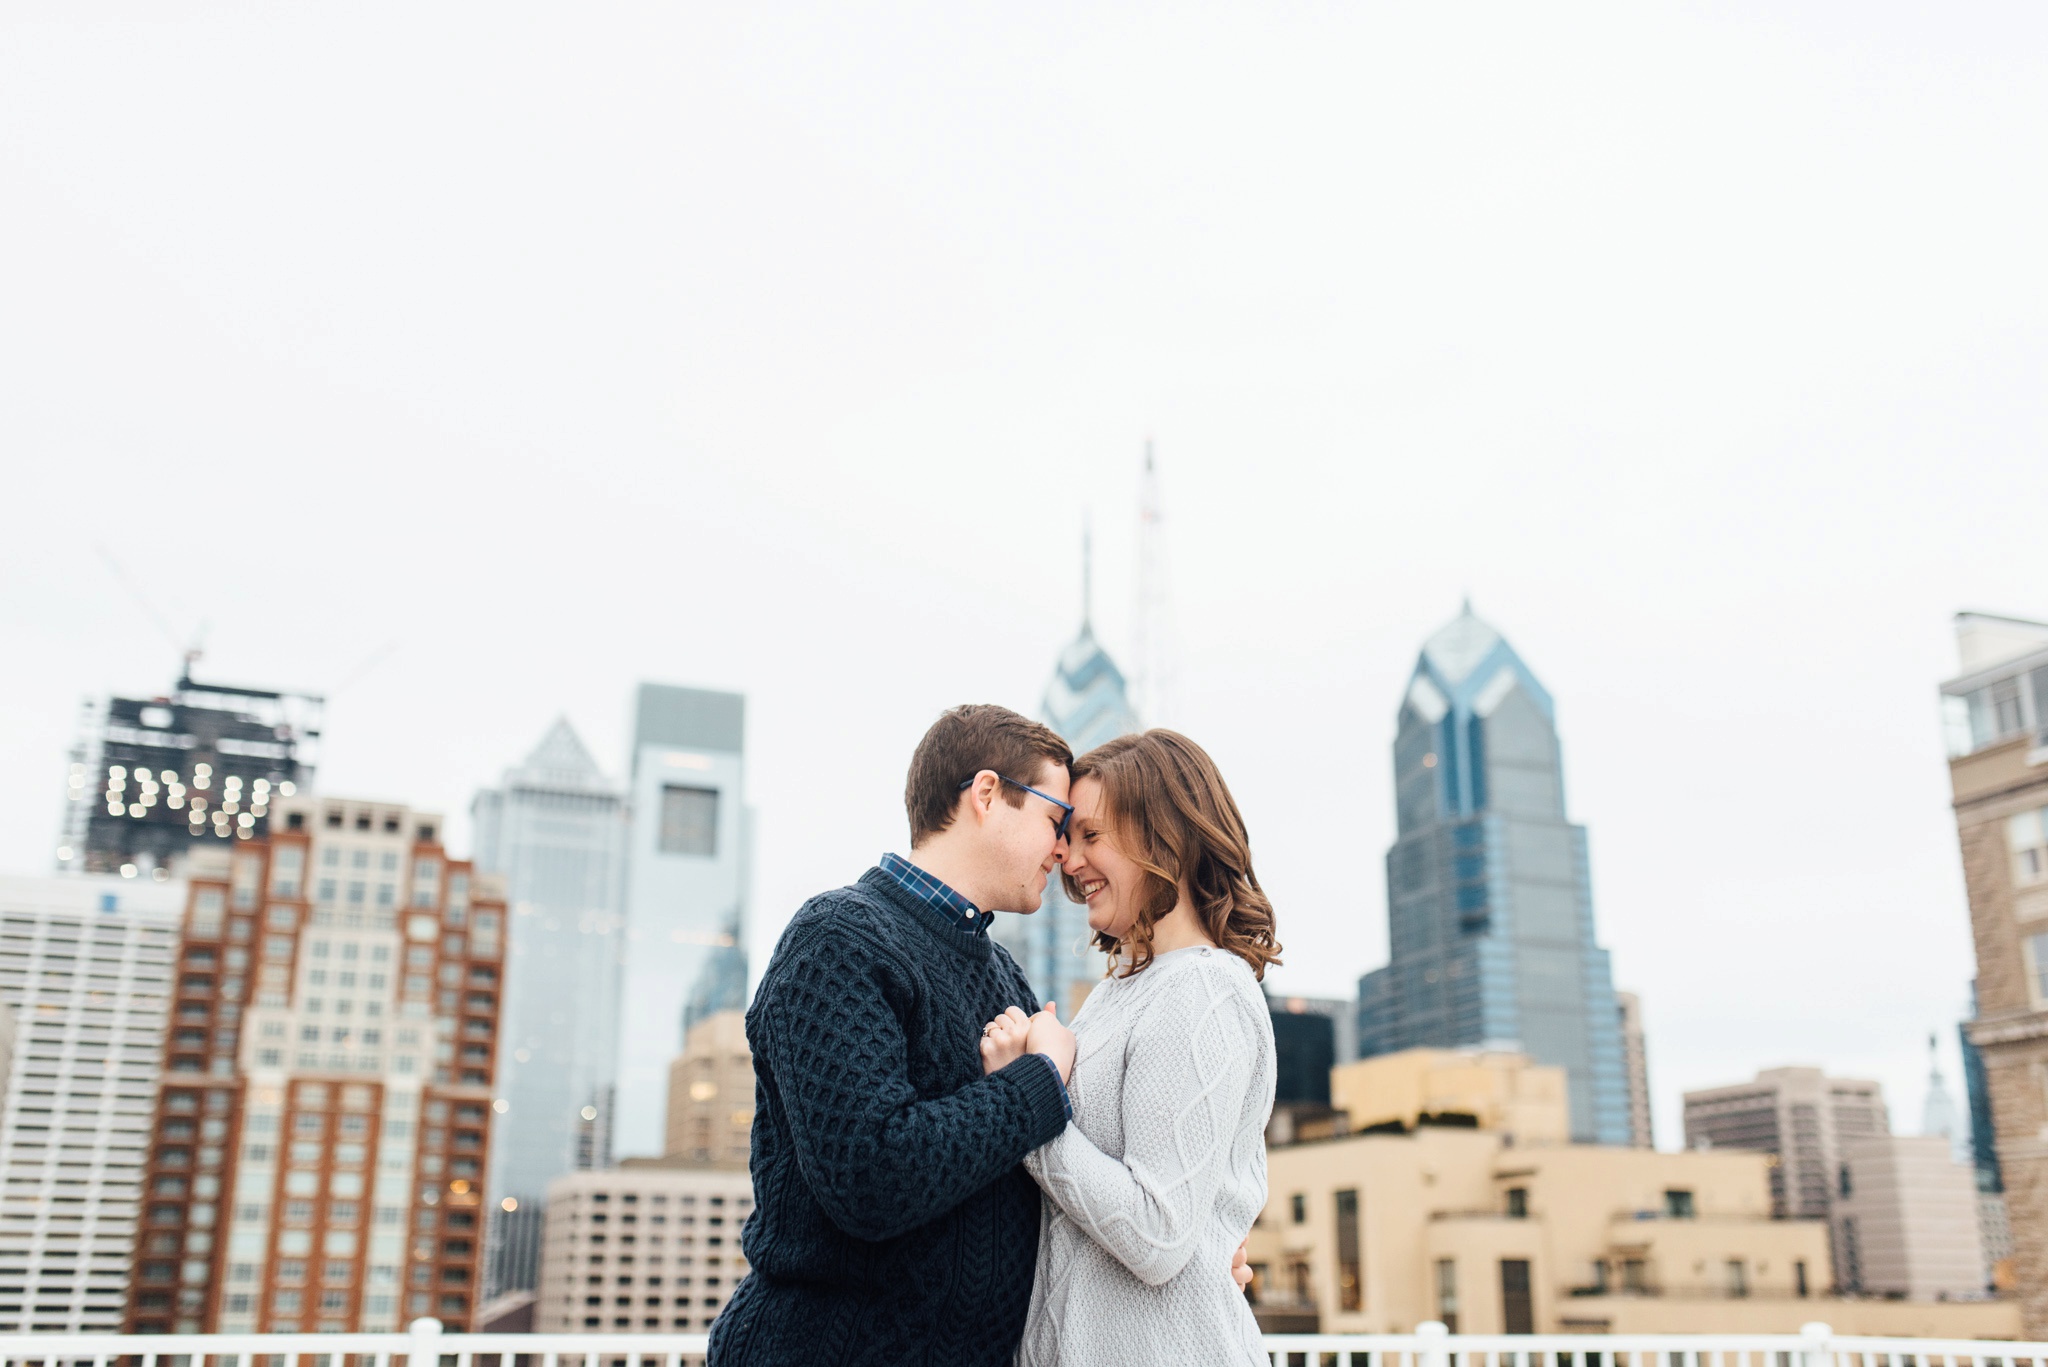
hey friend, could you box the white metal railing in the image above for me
[0,1319,2035,1367]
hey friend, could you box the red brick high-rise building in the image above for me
[125,793,505,1334]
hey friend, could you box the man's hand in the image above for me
[1025,1000,1077,1084]
[1231,1238,1253,1291]
[979,1005,1033,1075]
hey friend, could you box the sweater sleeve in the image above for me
[758,922,1072,1243]
[1022,960,1262,1286]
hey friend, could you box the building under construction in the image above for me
[58,665,323,877]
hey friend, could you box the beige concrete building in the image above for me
[1617,992,1653,1149]
[1833,1135,1984,1298]
[533,1161,753,1338]
[663,1009,752,1169]
[1249,1125,2018,1339]
[1942,610,2048,1338]
[1330,1049,1570,1147]
[1682,1067,1889,1223]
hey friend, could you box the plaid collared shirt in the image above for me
[879,851,988,936]
[877,853,1071,1119]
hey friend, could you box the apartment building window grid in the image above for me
[125,800,504,1335]
[0,889,178,1334]
[536,1176,754,1334]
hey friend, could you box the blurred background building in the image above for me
[1356,605,1631,1145]
[1617,992,1654,1149]
[57,668,321,879]
[124,795,505,1334]
[1832,1134,1984,1299]
[1682,1067,1889,1223]
[663,1011,751,1170]
[471,720,629,1301]
[616,686,751,1160]
[0,874,177,1333]
[532,1164,753,1335]
[1941,610,2048,1338]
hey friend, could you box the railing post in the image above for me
[1418,1319,1451,1367]
[1800,1321,1835,1367]
[408,1317,445,1367]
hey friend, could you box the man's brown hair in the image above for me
[906,704,1074,847]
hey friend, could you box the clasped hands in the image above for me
[979,1002,1075,1083]
[977,1002,1253,1291]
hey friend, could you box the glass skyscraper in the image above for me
[993,617,1140,1015]
[1356,605,1631,1146]
[616,684,750,1159]
[471,720,629,1297]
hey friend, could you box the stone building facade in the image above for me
[1942,611,2048,1338]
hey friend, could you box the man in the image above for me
[708,704,1080,1366]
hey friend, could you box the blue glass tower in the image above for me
[1357,605,1631,1145]
[992,546,1141,1014]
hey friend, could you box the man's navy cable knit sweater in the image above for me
[707,867,1071,1367]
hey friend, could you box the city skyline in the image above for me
[2,0,2039,1176]
[14,599,1990,1160]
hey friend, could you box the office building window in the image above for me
[1435,1258,1458,1333]
[660,786,719,856]
[1333,1189,1361,1312]
[1499,1259,1532,1334]
[1793,1258,1809,1297]
[2012,810,2048,887]
[1289,1193,1305,1224]
[2027,935,2048,1007]
[1662,1189,1695,1218]
[1505,1187,1528,1218]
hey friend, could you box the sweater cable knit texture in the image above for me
[1019,944,1276,1367]
[708,868,1070,1367]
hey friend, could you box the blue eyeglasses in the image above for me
[957,773,1074,840]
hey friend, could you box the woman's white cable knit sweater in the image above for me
[1019,943,1276,1367]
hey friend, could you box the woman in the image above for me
[980,729,1280,1367]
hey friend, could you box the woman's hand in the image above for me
[1025,1000,1077,1084]
[980,1005,1033,1075]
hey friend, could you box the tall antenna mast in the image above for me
[1081,513,1094,632]
[1131,440,1176,723]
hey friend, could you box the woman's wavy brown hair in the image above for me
[1062,728,1281,981]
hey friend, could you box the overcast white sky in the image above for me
[4,2,2045,1149]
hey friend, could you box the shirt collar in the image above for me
[879,852,989,938]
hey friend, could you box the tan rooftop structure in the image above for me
[1248,1126,2018,1339]
[1330,1048,1570,1146]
